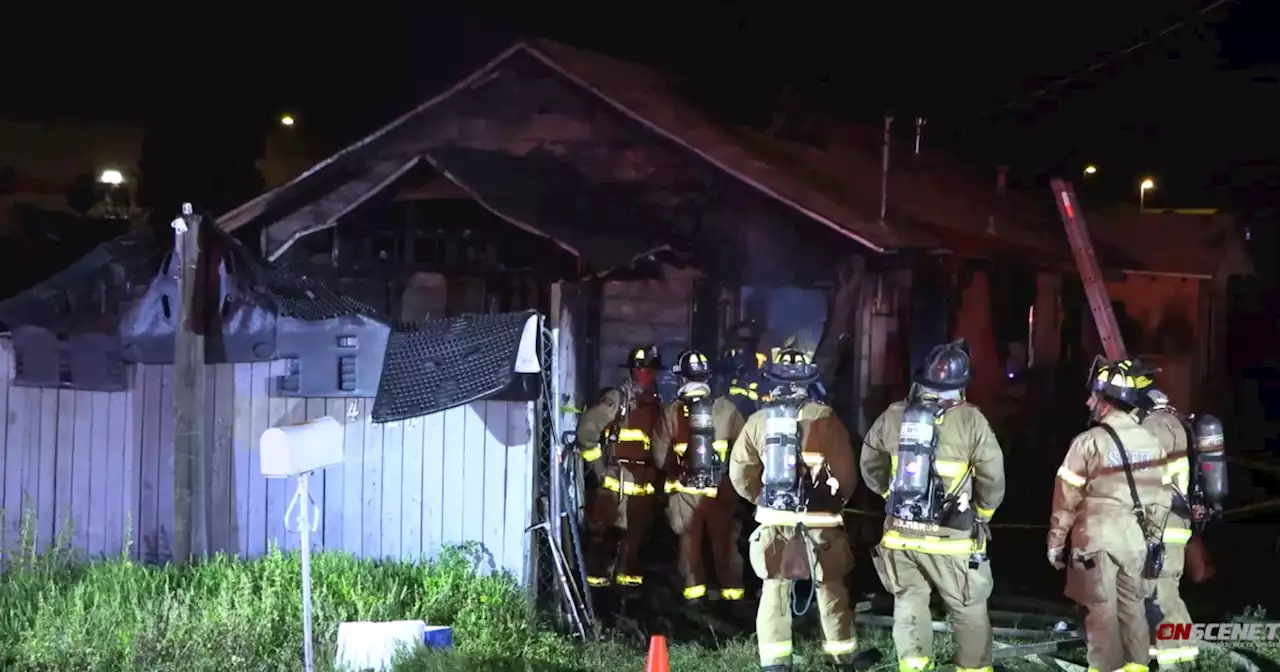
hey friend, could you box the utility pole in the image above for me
[171,203,210,561]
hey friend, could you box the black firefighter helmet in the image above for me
[727,319,761,350]
[1087,356,1153,408]
[624,345,662,371]
[765,348,819,384]
[721,320,764,372]
[676,349,712,381]
[915,339,972,391]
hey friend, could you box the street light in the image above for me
[280,115,295,127]
[98,169,124,186]
[1084,165,1097,175]
[1139,178,1155,211]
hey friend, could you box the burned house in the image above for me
[216,39,1074,432]
[0,38,1248,588]
[0,39,1071,575]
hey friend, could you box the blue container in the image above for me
[424,625,453,650]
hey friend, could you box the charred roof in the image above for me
[217,39,1069,272]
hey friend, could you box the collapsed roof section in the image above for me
[218,40,1071,278]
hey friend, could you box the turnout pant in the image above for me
[871,546,994,672]
[584,465,656,587]
[1065,547,1153,672]
[666,487,744,601]
[1151,541,1198,667]
[749,524,858,667]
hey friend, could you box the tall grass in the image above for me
[0,509,572,671]
[0,507,1272,671]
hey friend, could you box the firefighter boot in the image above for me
[845,649,884,670]
[823,649,885,672]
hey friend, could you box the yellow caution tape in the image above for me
[843,497,1280,530]
[1228,455,1280,476]
[844,509,1044,529]
[1222,498,1280,518]
[836,460,1280,530]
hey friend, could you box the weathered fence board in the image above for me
[0,345,536,582]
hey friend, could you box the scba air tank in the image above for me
[890,401,939,521]
[687,396,717,482]
[1192,414,1228,510]
[761,402,802,510]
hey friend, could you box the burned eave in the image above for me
[260,156,423,262]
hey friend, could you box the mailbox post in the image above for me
[260,416,344,672]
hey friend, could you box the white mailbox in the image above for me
[260,416,343,478]
[260,415,345,672]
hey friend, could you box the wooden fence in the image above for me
[0,344,537,581]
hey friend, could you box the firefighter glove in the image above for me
[1047,546,1066,570]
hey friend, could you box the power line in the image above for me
[983,0,1237,118]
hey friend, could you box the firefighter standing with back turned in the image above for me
[861,339,1005,672]
[1134,378,1229,669]
[651,350,747,606]
[730,348,871,671]
[1048,358,1172,672]
[576,346,667,591]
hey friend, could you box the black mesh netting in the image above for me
[370,310,536,423]
[255,263,385,323]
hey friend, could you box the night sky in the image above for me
[3,0,1276,216]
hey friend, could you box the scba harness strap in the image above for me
[1097,422,1167,580]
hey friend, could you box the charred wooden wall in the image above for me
[597,270,697,391]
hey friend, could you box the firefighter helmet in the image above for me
[676,349,712,381]
[625,345,662,371]
[1087,357,1152,408]
[764,348,819,383]
[727,320,761,349]
[722,345,765,371]
[914,339,972,391]
[1144,388,1172,411]
[1122,358,1170,411]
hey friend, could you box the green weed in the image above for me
[0,508,570,671]
[0,508,1274,671]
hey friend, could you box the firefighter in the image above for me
[729,348,867,671]
[1135,382,1230,669]
[1132,385,1196,669]
[652,349,747,605]
[576,345,667,589]
[861,339,1005,672]
[1048,358,1172,672]
[719,320,770,418]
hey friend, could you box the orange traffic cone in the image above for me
[644,634,670,672]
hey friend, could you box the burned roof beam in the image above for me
[263,156,422,262]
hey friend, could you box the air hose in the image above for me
[789,523,819,617]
